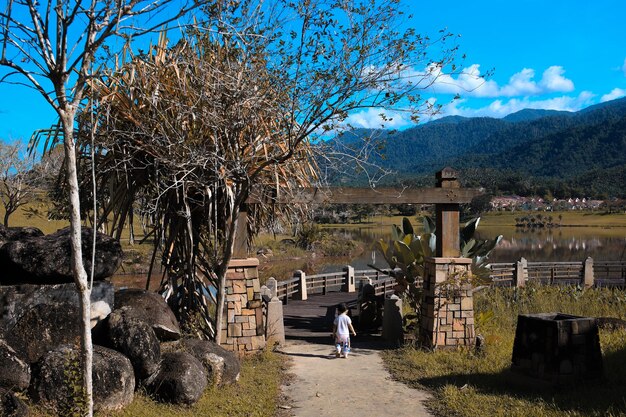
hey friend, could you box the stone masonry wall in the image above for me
[420,257,475,349]
[222,258,266,354]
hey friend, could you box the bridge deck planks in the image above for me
[282,292,358,343]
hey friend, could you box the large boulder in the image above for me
[92,346,135,411]
[0,340,30,392]
[0,282,114,364]
[114,289,181,341]
[30,345,135,413]
[106,307,160,380]
[0,227,122,285]
[0,387,28,417]
[144,352,206,405]
[0,224,43,248]
[181,338,240,386]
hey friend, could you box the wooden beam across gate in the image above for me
[247,186,480,205]
[236,168,480,258]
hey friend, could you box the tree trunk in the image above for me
[61,115,94,417]
[215,208,239,345]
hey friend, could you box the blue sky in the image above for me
[345,0,626,128]
[1,0,626,139]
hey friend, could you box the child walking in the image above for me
[332,303,356,358]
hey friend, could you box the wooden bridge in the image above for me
[274,259,626,341]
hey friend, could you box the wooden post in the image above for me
[435,168,461,257]
[515,257,527,287]
[583,257,594,288]
[294,270,308,301]
[343,265,355,293]
[233,207,249,258]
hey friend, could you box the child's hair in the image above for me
[337,303,347,314]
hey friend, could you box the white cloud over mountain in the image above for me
[601,88,626,102]
[419,64,575,98]
[441,91,595,119]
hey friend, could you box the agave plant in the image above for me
[374,215,502,312]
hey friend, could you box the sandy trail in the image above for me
[279,340,433,417]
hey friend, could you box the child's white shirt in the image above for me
[334,313,352,337]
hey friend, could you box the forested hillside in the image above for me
[331,97,626,198]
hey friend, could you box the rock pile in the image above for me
[0,225,240,415]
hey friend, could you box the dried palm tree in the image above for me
[81,32,316,340]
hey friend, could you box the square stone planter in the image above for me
[511,313,603,384]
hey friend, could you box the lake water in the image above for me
[323,224,626,272]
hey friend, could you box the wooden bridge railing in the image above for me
[272,258,626,303]
[488,258,626,288]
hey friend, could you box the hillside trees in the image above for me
[76,0,463,343]
[1,1,206,415]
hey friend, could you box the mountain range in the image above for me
[331,97,626,198]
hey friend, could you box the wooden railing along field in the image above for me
[272,257,626,304]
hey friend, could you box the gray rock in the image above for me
[181,338,240,386]
[0,387,28,417]
[0,227,122,285]
[4,301,81,365]
[0,340,30,392]
[0,224,43,248]
[106,307,160,380]
[92,346,135,411]
[114,289,181,341]
[144,352,206,405]
[30,345,135,413]
[0,282,114,365]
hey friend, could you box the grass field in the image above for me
[382,285,626,417]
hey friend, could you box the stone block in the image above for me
[242,308,255,316]
[460,297,473,311]
[235,316,248,323]
[227,309,235,323]
[243,329,257,337]
[461,310,474,318]
[228,323,242,337]
[447,304,460,311]
[255,308,264,335]
[248,300,262,309]
[247,288,254,301]
[452,330,465,338]
[251,336,266,350]
[452,319,464,331]
[233,281,246,294]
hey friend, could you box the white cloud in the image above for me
[539,66,575,93]
[413,64,575,98]
[601,88,626,102]
[343,108,413,129]
[500,68,540,96]
[440,91,595,119]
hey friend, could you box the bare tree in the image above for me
[0,141,34,226]
[77,0,462,343]
[1,1,205,415]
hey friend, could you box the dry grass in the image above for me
[382,285,626,417]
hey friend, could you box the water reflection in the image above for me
[326,225,626,265]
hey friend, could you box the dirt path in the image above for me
[279,340,433,417]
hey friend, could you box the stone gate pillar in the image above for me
[419,257,475,349]
[222,258,266,354]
